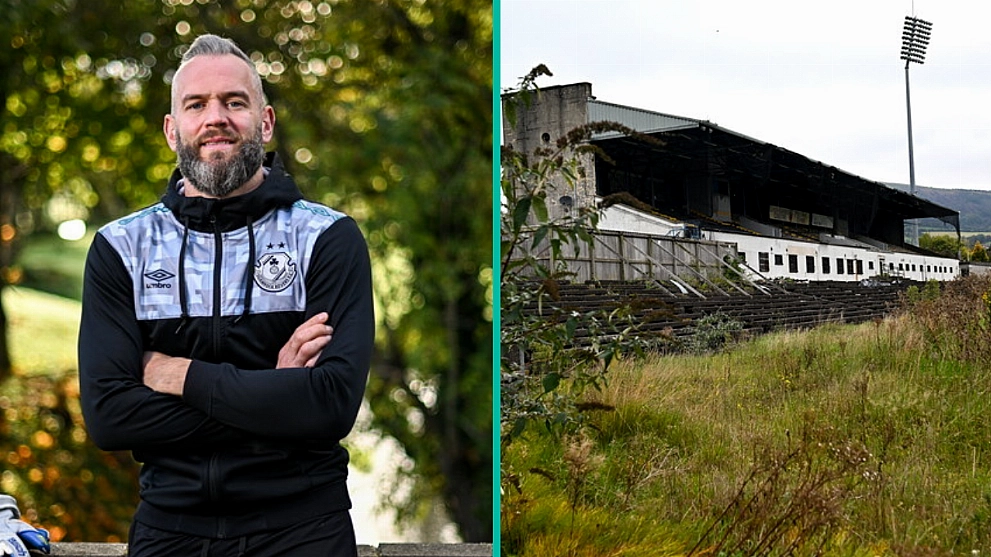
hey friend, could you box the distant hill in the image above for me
[886,183,991,233]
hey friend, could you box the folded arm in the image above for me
[78,234,250,452]
[143,312,335,395]
[175,217,374,442]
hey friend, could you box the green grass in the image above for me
[503,308,991,556]
[14,232,91,301]
[4,286,81,376]
[4,230,88,374]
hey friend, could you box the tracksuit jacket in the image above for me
[78,152,374,538]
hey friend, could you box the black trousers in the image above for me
[127,510,358,557]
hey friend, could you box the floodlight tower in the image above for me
[900,15,932,246]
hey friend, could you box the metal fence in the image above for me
[522,228,741,292]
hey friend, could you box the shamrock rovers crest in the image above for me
[254,252,297,292]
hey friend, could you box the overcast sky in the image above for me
[499,1,991,191]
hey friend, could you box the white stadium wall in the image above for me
[713,231,959,283]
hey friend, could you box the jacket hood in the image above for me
[162,152,303,232]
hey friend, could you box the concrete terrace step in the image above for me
[514,279,914,347]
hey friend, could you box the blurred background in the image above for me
[0,0,492,545]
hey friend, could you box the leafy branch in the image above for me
[499,68,662,445]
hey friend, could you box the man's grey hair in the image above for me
[170,34,267,113]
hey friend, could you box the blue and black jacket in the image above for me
[78,152,374,537]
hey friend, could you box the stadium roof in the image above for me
[582,96,959,228]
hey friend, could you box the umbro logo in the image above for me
[144,269,175,289]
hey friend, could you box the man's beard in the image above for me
[176,126,265,198]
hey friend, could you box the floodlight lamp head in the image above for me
[904,15,932,29]
[900,15,932,66]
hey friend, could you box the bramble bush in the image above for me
[901,274,991,365]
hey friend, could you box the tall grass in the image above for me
[502,275,991,556]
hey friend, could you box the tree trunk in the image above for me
[0,154,28,383]
[0,283,10,382]
[436,291,492,542]
[0,180,15,382]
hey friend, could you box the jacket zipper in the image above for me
[208,214,225,540]
[208,452,226,538]
[211,215,223,362]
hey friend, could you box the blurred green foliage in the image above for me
[0,372,140,543]
[2,287,138,543]
[0,0,492,542]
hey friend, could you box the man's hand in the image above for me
[142,313,331,394]
[278,312,333,368]
[143,352,191,396]
[0,495,50,556]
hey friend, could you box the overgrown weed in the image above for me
[688,416,873,557]
[503,275,991,556]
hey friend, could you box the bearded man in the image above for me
[78,34,374,557]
